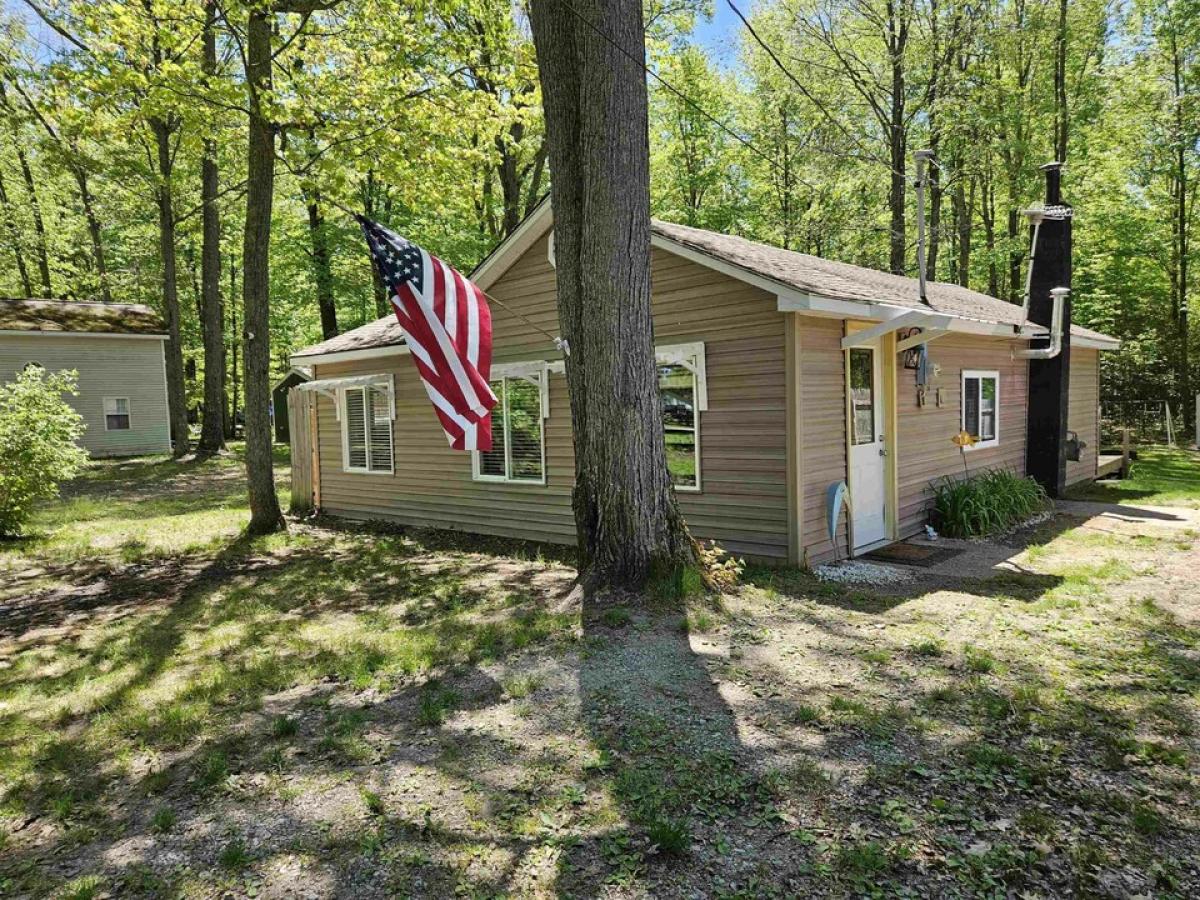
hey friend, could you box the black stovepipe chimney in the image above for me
[1024,162,1073,498]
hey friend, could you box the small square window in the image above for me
[961,371,999,448]
[104,397,130,431]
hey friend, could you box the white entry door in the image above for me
[847,341,887,551]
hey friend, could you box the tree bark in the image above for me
[305,189,338,338]
[529,0,695,590]
[887,0,907,275]
[952,173,972,288]
[0,166,32,296]
[72,166,111,303]
[227,256,238,440]
[1168,27,1191,430]
[1053,0,1068,163]
[151,117,191,456]
[241,4,284,534]
[197,0,227,456]
[0,81,52,295]
[16,146,52,295]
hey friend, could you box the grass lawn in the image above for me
[1,447,1198,898]
[1068,446,1200,507]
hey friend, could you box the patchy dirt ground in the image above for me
[2,451,1199,898]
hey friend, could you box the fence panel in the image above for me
[288,389,315,513]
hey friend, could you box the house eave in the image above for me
[291,344,410,367]
[0,329,168,340]
[1072,335,1121,351]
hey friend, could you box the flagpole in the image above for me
[326,198,570,357]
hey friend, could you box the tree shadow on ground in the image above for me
[553,588,800,897]
[4,510,1198,897]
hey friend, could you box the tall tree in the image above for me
[529,0,696,589]
[196,0,226,455]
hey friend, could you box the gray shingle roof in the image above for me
[651,220,1116,343]
[292,314,406,359]
[0,298,165,335]
[292,217,1118,358]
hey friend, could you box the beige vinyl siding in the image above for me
[798,317,847,565]
[313,235,790,560]
[1066,348,1100,486]
[895,335,1029,538]
[0,333,171,457]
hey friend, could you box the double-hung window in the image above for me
[657,343,707,491]
[473,364,548,484]
[342,383,394,473]
[961,370,999,449]
[104,397,131,431]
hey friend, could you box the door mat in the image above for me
[862,542,962,567]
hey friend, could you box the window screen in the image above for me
[962,371,999,444]
[659,362,698,489]
[474,374,545,483]
[343,386,392,472]
[104,397,130,431]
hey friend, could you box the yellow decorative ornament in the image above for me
[953,430,978,476]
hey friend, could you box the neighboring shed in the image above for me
[0,298,172,457]
[272,367,310,444]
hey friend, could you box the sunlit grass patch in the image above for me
[1067,446,1200,507]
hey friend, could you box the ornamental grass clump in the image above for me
[930,468,1049,539]
[0,367,88,536]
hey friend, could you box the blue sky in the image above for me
[691,1,742,67]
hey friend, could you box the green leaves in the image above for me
[0,366,88,536]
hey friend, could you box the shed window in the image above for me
[473,367,547,484]
[342,385,394,473]
[104,397,131,431]
[961,370,999,448]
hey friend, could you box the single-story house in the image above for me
[290,168,1119,565]
[0,298,172,458]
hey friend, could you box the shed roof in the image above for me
[292,206,1118,360]
[0,298,166,336]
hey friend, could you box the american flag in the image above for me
[358,216,496,450]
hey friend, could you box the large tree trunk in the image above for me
[529,0,695,590]
[197,0,227,456]
[952,173,972,288]
[152,118,191,456]
[0,167,32,296]
[227,257,238,440]
[1169,29,1191,430]
[241,5,284,534]
[887,4,907,275]
[305,189,338,338]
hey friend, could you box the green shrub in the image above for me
[930,469,1048,538]
[0,367,88,536]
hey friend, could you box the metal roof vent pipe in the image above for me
[1016,287,1068,359]
[1023,161,1074,499]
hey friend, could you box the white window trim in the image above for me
[472,362,549,485]
[961,369,1000,450]
[657,342,705,492]
[103,396,132,431]
[339,382,395,475]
